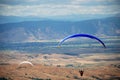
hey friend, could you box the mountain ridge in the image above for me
[0,17,120,42]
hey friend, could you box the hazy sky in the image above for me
[0,0,120,21]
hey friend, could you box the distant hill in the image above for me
[0,17,120,42]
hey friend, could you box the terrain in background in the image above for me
[0,50,120,80]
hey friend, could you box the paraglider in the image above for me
[19,61,33,66]
[58,33,106,77]
[58,34,106,48]
[18,61,33,68]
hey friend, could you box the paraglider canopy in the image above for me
[18,61,33,68]
[58,34,106,48]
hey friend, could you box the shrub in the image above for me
[32,78,51,80]
[65,64,74,67]
[73,75,79,79]
[0,77,8,80]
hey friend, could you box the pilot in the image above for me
[79,70,84,76]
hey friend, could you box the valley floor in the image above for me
[0,51,120,80]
